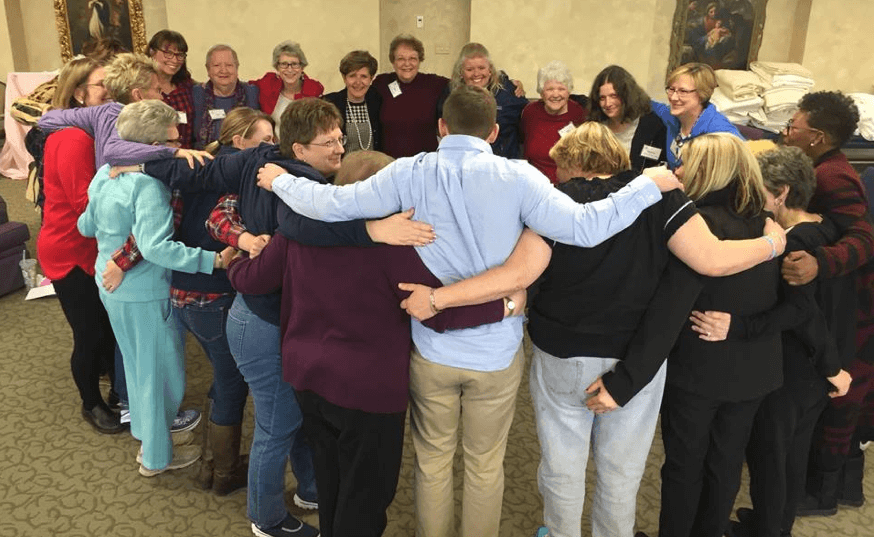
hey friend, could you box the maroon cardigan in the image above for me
[227,235,503,413]
[810,149,874,359]
[249,72,324,114]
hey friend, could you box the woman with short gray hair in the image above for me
[251,40,324,140]
[192,44,259,148]
[521,60,587,184]
[116,99,180,144]
[78,97,228,477]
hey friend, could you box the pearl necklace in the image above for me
[346,100,372,151]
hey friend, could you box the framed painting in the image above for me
[667,0,768,74]
[54,0,147,61]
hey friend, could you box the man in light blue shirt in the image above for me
[258,85,681,537]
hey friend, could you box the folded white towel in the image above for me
[849,92,874,141]
[715,69,767,100]
[750,61,814,81]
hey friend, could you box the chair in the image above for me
[0,192,31,296]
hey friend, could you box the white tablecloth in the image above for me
[0,71,57,180]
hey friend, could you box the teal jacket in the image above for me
[78,165,215,302]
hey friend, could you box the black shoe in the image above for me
[735,507,753,526]
[81,404,126,434]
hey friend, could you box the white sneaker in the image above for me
[139,445,201,477]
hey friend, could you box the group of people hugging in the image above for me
[29,24,873,537]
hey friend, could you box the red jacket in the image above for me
[249,72,324,114]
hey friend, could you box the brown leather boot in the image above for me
[212,422,248,496]
[195,399,214,490]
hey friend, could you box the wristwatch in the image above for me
[504,296,516,315]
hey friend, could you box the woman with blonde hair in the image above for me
[52,56,109,109]
[643,133,786,537]
[528,125,784,537]
[37,55,117,434]
[205,107,275,155]
[652,62,741,169]
[438,43,528,158]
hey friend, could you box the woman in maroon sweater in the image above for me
[521,60,587,184]
[227,150,530,537]
[372,34,448,158]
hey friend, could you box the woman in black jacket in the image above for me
[586,65,666,173]
[655,133,784,537]
[322,50,381,154]
[527,123,783,537]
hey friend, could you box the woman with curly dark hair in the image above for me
[587,65,666,173]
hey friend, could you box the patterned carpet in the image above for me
[1,176,872,536]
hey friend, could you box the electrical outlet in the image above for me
[416,15,424,28]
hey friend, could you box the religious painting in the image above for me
[54,0,147,61]
[668,0,768,74]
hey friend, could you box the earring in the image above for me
[76,98,85,105]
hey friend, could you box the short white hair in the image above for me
[206,44,239,66]
[537,60,573,94]
[272,41,308,68]
[116,100,179,144]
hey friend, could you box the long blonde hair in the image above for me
[680,133,766,216]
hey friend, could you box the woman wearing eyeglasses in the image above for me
[250,41,324,142]
[651,62,741,169]
[147,30,196,148]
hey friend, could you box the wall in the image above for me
[471,0,680,99]
[0,0,17,77]
[165,0,380,92]
[3,0,873,96]
[801,0,874,92]
[379,0,471,79]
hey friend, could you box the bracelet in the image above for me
[762,234,777,260]
[429,288,442,315]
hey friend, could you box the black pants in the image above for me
[746,377,829,537]
[52,266,116,409]
[658,385,763,537]
[296,390,406,537]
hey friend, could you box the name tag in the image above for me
[641,144,661,160]
[177,111,188,124]
[388,81,402,98]
[558,122,575,137]
[208,108,226,120]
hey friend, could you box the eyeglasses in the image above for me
[277,61,303,71]
[665,86,697,98]
[158,48,187,61]
[784,119,821,135]
[306,136,347,149]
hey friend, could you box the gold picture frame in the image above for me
[54,0,146,61]
[668,0,768,75]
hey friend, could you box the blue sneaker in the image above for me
[171,409,201,433]
[535,527,549,537]
[252,512,319,537]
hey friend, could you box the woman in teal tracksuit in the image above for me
[78,100,226,475]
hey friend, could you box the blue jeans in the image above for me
[173,294,247,425]
[226,294,317,527]
[530,345,667,537]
